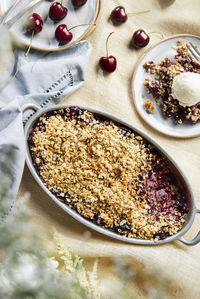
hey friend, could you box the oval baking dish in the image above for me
[23,104,200,246]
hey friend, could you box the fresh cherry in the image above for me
[99,32,117,73]
[55,23,96,45]
[25,13,43,56]
[49,2,68,22]
[26,13,43,34]
[110,6,127,24]
[55,24,72,44]
[110,6,150,25]
[71,0,87,8]
[131,29,150,48]
[99,56,117,73]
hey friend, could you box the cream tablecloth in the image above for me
[17,0,200,298]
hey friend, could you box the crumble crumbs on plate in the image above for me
[144,99,155,114]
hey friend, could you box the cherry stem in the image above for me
[127,9,150,15]
[68,23,96,31]
[149,31,164,40]
[25,30,34,57]
[61,0,63,5]
[106,32,114,58]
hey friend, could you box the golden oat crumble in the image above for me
[144,99,155,114]
[29,108,188,241]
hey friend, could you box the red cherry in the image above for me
[110,6,127,24]
[49,2,68,22]
[99,32,117,73]
[131,29,150,48]
[25,13,43,56]
[110,7,150,25]
[55,23,96,45]
[55,24,73,44]
[71,0,87,8]
[26,13,43,33]
[99,56,117,72]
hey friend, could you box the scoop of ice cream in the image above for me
[171,72,200,107]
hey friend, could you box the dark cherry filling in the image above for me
[146,159,188,239]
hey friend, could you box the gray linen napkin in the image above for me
[0,40,92,216]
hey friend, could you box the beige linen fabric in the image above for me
[18,0,200,298]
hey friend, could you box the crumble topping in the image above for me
[144,99,155,114]
[28,107,188,241]
[143,39,200,124]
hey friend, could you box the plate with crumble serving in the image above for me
[23,103,200,246]
[132,34,200,138]
[0,0,101,51]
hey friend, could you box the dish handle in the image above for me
[22,103,40,114]
[178,209,200,246]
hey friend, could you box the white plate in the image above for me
[1,0,100,51]
[132,34,200,138]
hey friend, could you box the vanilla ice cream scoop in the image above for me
[171,72,200,107]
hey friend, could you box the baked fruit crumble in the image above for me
[143,40,200,124]
[28,106,189,241]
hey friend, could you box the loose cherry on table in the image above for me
[131,29,150,48]
[110,6,127,24]
[49,2,68,22]
[99,32,117,73]
[71,0,87,8]
[25,13,43,56]
[110,6,150,25]
[55,23,96,45]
